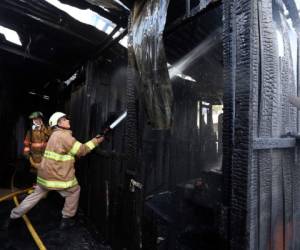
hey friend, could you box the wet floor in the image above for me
[0,191,111,250]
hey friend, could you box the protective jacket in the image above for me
[37,128,98,190]
[23,125,51,167]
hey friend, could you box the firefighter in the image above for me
[4,112,104,230]
[23,111,51,172]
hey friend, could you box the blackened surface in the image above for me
[67,58,128,249]
[249,1,260,249]
[120,13,143,248]
[67,3,224,249]
[130,0,173,129]
[0,193,110,250]
[0,83,18,187]
[0,71,53,188]
[231,0,252,248]
[222,1,234,246]
[141,3,224,249]
[144,172,223,250]
[223,0,299,249]
[0,0,128,94]
[223,0,252,249]
[293,145,300,249]
[252,138,295,149]
[256,1,276,249]
[252,0,297,249]
[165,6,223,95]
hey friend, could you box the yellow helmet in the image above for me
[49,112,66,127]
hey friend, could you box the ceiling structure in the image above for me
[0,0,222,97]
[0,0,131,92]
[165,1,223,105]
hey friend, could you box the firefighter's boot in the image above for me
[0,218,21,231]
[59,217,76,230]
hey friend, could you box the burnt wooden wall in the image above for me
[68,63,222,249]
[0,80,18,186]
[67,2,224,249]
[0,71,52,187]
[66,59,127,248]
[223,0,299,249]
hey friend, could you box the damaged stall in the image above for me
[1,0,300,250]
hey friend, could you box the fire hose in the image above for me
[12,195,47,250]
[0,163,47,250]
[0,188,32,203]
[0,112,128,249]
[10,166,47,250]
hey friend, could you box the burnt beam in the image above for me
[253,138,296,149]
[93,28,127,60]
[186,0,190,16]
[0,42,55,66]
[57,27,127,84]
[165,0,221,36]
[0,2,98,45]
[60,0,129,27]
[119,0,133,10]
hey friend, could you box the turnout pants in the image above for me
[10,184,81,219]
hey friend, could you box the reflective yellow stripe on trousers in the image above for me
[43,150,74,161]
[37,176,78,189]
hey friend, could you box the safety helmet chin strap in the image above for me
[55,125,69,130]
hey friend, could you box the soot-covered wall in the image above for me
[65,58,129,249]
[0,76,20,187]
[67,2,224,250]
[66,0,300,249]
[223,0,300,249]
[0,71,53,188]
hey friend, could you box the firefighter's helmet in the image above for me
[29,111,43,119]
[49,112,67,127]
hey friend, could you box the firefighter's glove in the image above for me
[100,128,112,141]
[95,135,105,144]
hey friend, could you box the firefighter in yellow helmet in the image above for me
[5,112,104,230]
[23,111,51,171]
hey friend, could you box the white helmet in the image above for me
[49,112,67,127]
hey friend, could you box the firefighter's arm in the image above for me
[62,133,104,158]
[29,156,41,169]
[23,131,31,158]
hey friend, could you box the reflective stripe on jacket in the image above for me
[37,128,98,190]
[23,125,51,164]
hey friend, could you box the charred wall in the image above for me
[65,57,128,249]
[223,0,300,249]
[0,75,19,187]
[0,70,51,187]
[0,63,59,188]
[1,0,300,249]
[67,1,224,249]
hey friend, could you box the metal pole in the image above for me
[297,34,300,132]
[186,0,190,17]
